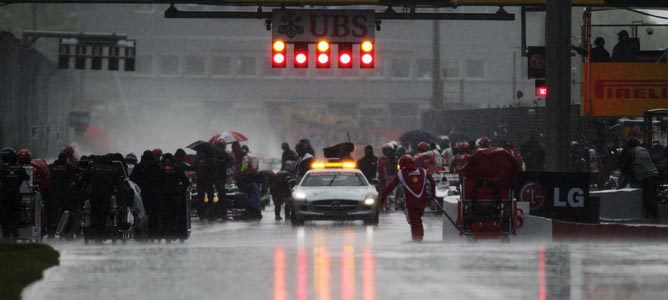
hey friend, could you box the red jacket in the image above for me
[379,167,435,209]
[29,159,51,192]
[415,151,437,174]
[376,155,397,186]
[449,153,470,174]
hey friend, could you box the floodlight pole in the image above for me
[545,0,572,172]
[431,11,443,110]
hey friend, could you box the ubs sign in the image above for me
[272,9,375,43]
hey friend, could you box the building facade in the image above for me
[74,4,538,156]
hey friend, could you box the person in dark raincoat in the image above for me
[0,148,29,241]
[281,142,298,170]
[193,151,216,221]
[159,153,190,239]
[131,150,164,237]
[47,152,77,237]
[295,142,315,179]
[357,145,378,182]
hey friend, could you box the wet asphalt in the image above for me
[22,208,668,300]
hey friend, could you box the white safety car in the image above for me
[290,161,379,225]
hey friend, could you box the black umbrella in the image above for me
[447,131,474,143]
[187,141,227,157]
[186,140,208,150]
[323,142,355,159]
[399,130,435,148]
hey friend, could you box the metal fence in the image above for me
[421,105,584,147]
[0,31,74,159]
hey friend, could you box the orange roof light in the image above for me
[311,161,357,169]
[311,162,326,169]
[342,161,356,169]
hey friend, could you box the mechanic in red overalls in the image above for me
[379,155,435,242]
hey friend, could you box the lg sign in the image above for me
[271,9,375,69]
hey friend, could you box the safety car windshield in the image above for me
[301,172,366,187]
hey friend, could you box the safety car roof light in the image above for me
[310,161,357,170]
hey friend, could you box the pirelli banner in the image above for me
[582,63,668,117]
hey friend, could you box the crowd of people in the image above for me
[0,145,193,243]
[191,140,263,221]
[2,128,665,242]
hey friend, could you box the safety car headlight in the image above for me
[363,197,375,206]
[293,191,306,201]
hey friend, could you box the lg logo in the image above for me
[553,187,585,208]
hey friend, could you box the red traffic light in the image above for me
[295,53,307,64]
[536,86,548,97]
[294,42,308,68]
[316,40,330,68]
[535,79,547,97]
[273,53,286,64]
[318,53,329,64]
[360,41,374,68]
[272,40,286,68]
[338,43,353,68]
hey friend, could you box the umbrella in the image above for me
[209,131,248,144]
[186,140,208,150]
[186,141,227,157]
[448,131,474,143]
[399,130,435,148]
[323,142,355,159]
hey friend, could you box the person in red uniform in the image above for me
[376,144,398,211]
[414,141,437,175]
[379,155,435,242]
[449,142,471,174]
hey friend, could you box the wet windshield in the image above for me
[301,172,366,186]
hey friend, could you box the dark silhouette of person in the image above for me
[591,37,611,62]
[573,37,610,62]
[611,30,635,62]
[281,143,298,171]
[357,145,378,181]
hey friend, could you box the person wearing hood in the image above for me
[295,142,315,179]
[47,152,77,237]
[378,155,435,242]
[131,150,164,237]
[281,143,298,171]
[357,145,378,182]
[193,150,217,221]
[160,153,191,238]
[174,148,191,171]
[125,153,138,176]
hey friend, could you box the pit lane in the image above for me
[23,210,668,300]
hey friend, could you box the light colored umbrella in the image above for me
[209,131,248,144]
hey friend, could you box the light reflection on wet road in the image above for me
[23,211,668,300]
